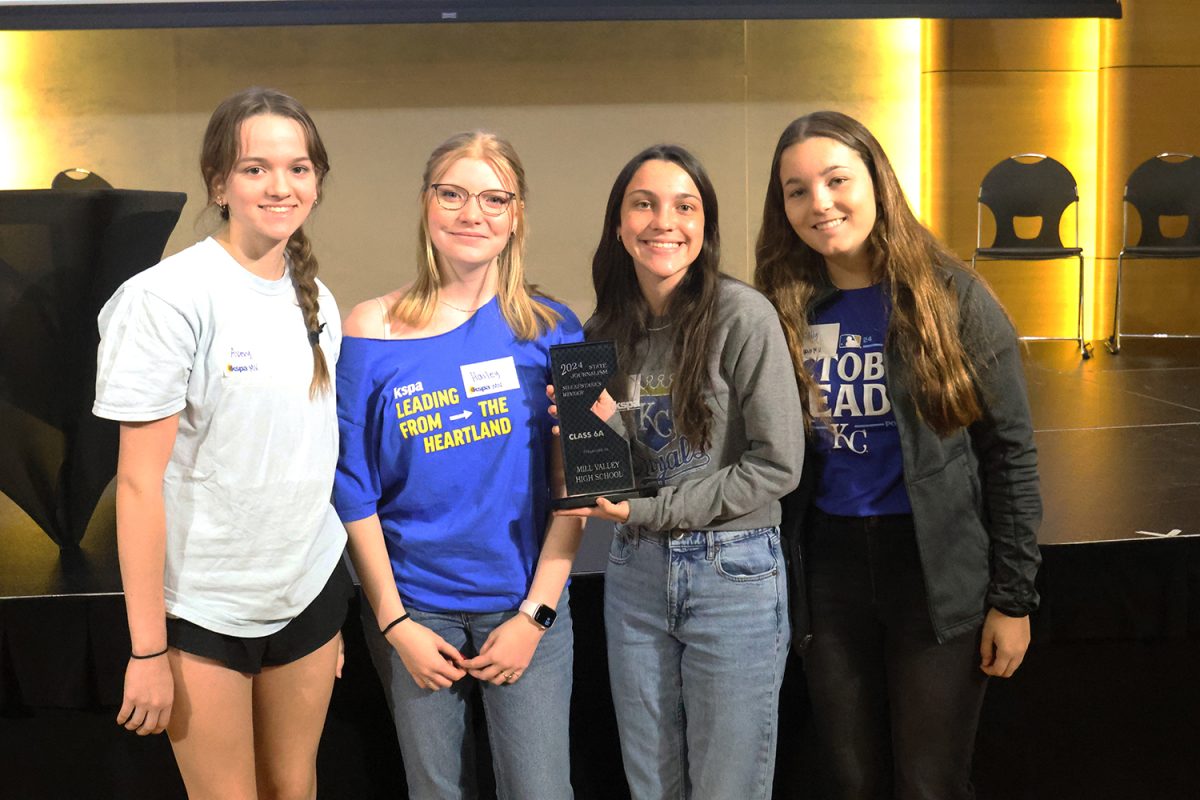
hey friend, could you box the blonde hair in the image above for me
[391,131,559,339]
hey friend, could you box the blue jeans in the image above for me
[362,589,574,800]
[605,526,790,800]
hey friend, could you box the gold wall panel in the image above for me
[1105,261,1200,336]
[924,67,1097,339]
[924,17,1100,339]
[925,70,1099,255]
[974,262,1087,340]
[6,5,1197,342]
[1,20,920,315]
[162,22,749,109]
[1103,0,1200,66]
[0,30,186,189]
[1096,67,1200,258]
[925,18,1098,73]
[926,2,1200,343]
[1092,0,1200,336]
[744,19,922,259]
[1,23,752,313]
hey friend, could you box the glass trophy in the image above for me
[549,340,650,510]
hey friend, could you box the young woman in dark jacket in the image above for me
[755,110,1042,800]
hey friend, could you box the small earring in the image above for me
[616,232,622,243]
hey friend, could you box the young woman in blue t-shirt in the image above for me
[755,110,1042,799]
[334,131,584,799]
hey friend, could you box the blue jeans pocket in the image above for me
[715,530,780,582]
[608,528,635,565]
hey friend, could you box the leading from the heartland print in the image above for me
[333,131,584,800]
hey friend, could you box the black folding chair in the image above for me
[973,154,1090,358]
[1106,153,1200,354]
[51,168,112,190]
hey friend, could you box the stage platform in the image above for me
[2,339,1199,799]
[1026,339,1200,546]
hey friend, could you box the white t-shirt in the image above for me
[93,237,346,637]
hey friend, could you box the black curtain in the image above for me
[0,189,186,548]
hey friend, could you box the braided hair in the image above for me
[201,87,332,398]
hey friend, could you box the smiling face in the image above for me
[779,135,878,285]
[214,113,317,256]
[617,159,705,305]
[426,156,515,276]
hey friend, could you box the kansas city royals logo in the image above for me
[633,373,710,482]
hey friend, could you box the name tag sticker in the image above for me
[461,356,520,398]
[223,344,262,377]
[805,323,840,362]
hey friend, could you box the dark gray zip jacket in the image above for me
[782,262,1042,646]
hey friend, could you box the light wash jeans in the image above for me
[605,526,790,800]
[362,589,574,800]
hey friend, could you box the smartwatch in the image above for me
[519,599,557,630]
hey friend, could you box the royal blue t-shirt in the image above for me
[333,297,582,613]
[805,284,912,516]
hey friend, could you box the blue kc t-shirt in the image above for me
[805,284,912,516]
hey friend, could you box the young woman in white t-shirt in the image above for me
[93,87,350,800]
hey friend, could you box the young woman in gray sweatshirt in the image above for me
[556,144,804,800]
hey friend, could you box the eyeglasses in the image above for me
[430,183,516,216]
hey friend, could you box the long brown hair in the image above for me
[754,111,981,435]
[201,86,332,399]
[589,144,722,451]
[391,131,559,340]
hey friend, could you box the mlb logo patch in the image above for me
[840,334,862,349]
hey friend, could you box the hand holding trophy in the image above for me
[549,340,651,509]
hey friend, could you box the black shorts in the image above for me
[166,556,353,675]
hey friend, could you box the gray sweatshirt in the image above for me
[623,278,804,532]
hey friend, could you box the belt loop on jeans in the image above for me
[706,531,716,561]
[631,526,641,546]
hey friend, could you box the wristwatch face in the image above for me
[531,604,557,629]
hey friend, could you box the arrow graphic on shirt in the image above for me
[450,410,473,421]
